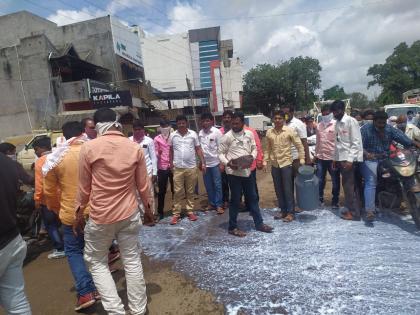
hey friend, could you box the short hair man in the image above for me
[75,108,153,314]
[218,111,273,236]
[33,136,64,260]
[361,110,417,221]
[169,115,206,224]
[0,142,16,157]
[199,112,224,214]
[314,104,340,208]
[330,100,363,220]
[129,119,157,219]
[220,110,234,209]
[0,142,33,184]
[154,119,174,220]
[396,114,420,144]
[0,153,32,314]
[81,117,97,140]
[264,110,305,222]
[43,121,97,310]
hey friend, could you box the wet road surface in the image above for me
[140,208,420,315]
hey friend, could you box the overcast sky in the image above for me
[2,0,420,98]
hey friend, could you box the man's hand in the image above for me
[305,157,312,165]
[201,163,207,174]
[143,206,155,226]
[170,162,174,170]
[152,175,157,183]
[228,160,238,170]
[73,207,86,236]
[219,163,225,173]
[34,201,41,210]
[341,161,353,170]
[256,160,264,170]
[312,156,318,164]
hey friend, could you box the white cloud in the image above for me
[47,8,106,26]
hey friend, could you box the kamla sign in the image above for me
[91,91,132,109]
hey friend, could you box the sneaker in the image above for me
[170,215,180,225]
[74,292,96,311]
[108,251,120,264]
[187,213,198,221]
[47,249,66,259]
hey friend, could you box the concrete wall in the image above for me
[0,35,57,138]
[141,33,194,109]
[221,58,243,109]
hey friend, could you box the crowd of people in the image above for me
[1,100,419,314]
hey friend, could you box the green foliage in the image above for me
[367,41,420,105]
[349,92,369,109]
[323,85,347,100]
[243,56,321,114]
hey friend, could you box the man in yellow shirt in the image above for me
[43,121,97,311]
[264,110,305,222]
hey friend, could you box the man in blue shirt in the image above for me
[361,110,416,221]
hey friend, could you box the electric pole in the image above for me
[186,76,198,131]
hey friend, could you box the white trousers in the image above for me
[84,211,147,315]
[0,235,31,315]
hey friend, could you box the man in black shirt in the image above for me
[0,152,32,314]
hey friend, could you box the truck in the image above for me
[383,103,420,118]
[244,114,272,132]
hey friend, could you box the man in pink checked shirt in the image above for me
[154,119,174,220]
[314,104,340,208]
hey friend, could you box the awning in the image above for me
[153,89,211,100]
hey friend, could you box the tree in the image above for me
[323,85,347,100]
[367,41,420,105]
[243,56,321,114]
[349,92,369,109]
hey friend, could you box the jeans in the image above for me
[316,160,340,204]
[227,174,264,231]
[40,206,64,251]
[271,166,294,214]
[221,171,230,204]
[62,225,96,296]
[361,160,378,212]
[203,166,223,208]
[338,162,361,216]
[157,169,174,216]
[84,211,146,315]
[0,235,31,315]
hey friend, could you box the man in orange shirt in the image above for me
[43,122,97,311]
[33,137,64,259]
[75,108,154,315]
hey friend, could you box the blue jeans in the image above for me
[203,166,223,208]
[361,160,378,212]
[62,225,96,296]
[0,235,31,315]
[227,174,264,230]
[316,159,340,204]
[40,206,64,251]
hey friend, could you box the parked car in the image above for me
[17,131,64,171]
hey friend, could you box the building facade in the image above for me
[0,11,147,139]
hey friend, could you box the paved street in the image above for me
[141,208,420,315]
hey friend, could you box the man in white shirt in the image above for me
[331,100,363,220]
[396,115,420,144]
[218,111,273,237]
[199,112,224,214]
[129,120,157,217]
[169,115,206,225]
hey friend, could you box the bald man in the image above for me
[396,115,420,144]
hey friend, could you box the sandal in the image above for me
[228,228,246,237]
[216,207,225,215]
[282,214,295,222]
[257,224,273,233]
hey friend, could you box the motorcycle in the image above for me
[377,149,420,228]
